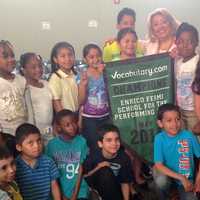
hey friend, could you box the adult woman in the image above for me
[144,8,179,55]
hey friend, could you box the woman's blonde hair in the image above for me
[147,8,180,42]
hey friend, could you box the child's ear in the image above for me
[53,56,58,64]
[16,144,22,152]
[21,67,25,75]
[157,120,163,128]
[97,141,103,148]
[116,24,120,30]
[56,125,61,133]
[83,58,87,64]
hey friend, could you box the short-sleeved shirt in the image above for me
[0,181,23,200]
[176,54,199,111]
[0,190,9,200]
[103,40,144,62]
[0,74,27,135]
[84,148,133,184]
[15,154,59,200]
[48,69,78,112]
[154,129,200,182]
[143,40,176,56]
[46,135,89,199]
[26,80,54,143]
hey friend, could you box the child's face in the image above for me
[53,48,75,72]
[157,111,181,136]
[23,56,43,81]
[98,131,121,158]
[176,31,197,60]
[117,15,135,30]
[0,46,15,74]
[151,14,172,41]
[58,116,78,139]
[16,133,42,159]
[84,48,102,68]
[119,33,137,58]
[0,156,16,186]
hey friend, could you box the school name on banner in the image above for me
[104,53,174,161]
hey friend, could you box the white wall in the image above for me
[0,0,199,59]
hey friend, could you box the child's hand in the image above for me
[192,121,200,136]
[80,71,88,86]
[194,176,200,192]
[97,161,110,169]
[103,37,116,47]
[169,46,178,59]
[97,63,105,73]
[70,195,77,200]
[180,175,194,192]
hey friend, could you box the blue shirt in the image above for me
[154,129,200,182]
[46,135,89,199]
[16,154,59,200]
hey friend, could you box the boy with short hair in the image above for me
[103,7,143,62]
[175,22,200,130]
[0,146,22,200]
[83,124,133,200]
[15,123,61,200]
[46,109,89,200]
[153,103,200,200]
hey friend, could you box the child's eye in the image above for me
[37,139,42,144]
[176,118,180,121]
[3,52,14,59]
[105,138,112,142]
[11,160,16,166]
[1,165,7,171]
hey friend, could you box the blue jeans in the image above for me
[153,169,198,200]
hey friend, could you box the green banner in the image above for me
[104,53,174,161]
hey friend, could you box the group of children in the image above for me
[0,6,200,200]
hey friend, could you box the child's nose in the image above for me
[93,58,99,63]
[8,165,15,174]
[33,142,40,149]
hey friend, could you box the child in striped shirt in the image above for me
[15,123,61,200]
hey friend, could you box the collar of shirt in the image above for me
[17,154,42,170]
[57,69,74,78]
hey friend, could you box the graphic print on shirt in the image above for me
[0,86,26,121]
[83,76,109,116]
[178,139,190,178]
[109,162,121,176]
[177,72,193,109]
[53,151,81,179]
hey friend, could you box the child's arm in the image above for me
[154,163,193,192]
[194,94,200,120]
[51,179,61,200]
[194,161,200,192]
[70,164,84,200]
[121,183,130,200]
[78,72,88,106]
[84,161,110,178]
[52,99,63,112]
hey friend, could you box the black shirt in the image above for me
[83,148,133,183]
